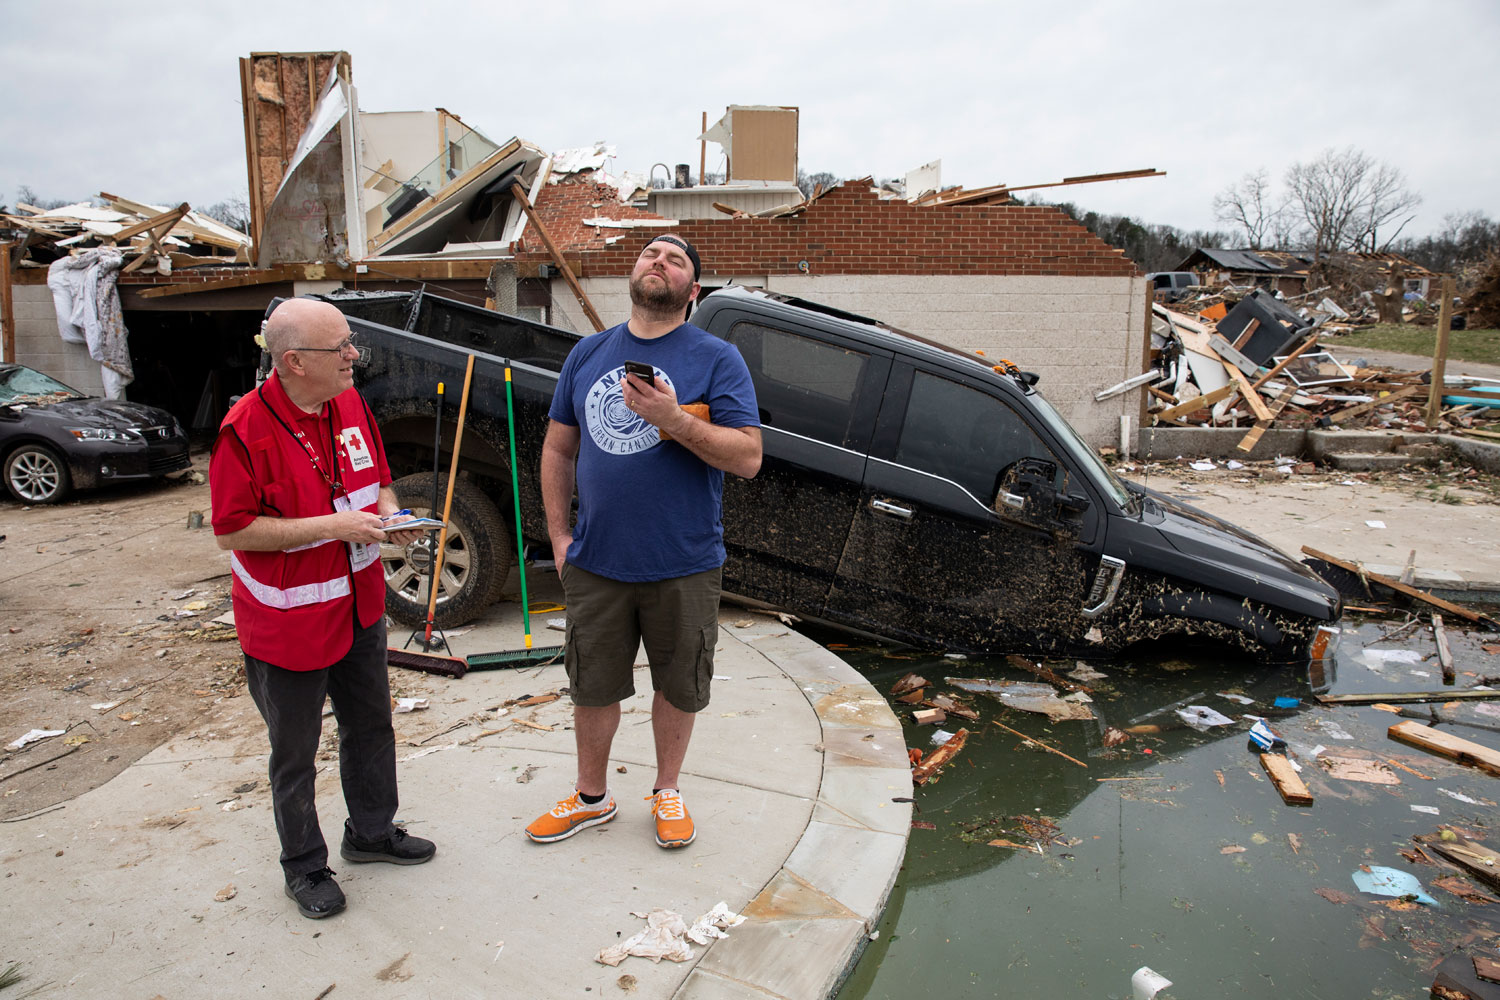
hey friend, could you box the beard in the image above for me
[629,270,693,317]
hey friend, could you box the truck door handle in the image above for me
[870,499,913,519]
[999,492,1026,510]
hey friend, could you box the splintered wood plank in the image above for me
[1435,615,1456,684]
[1154,383,1236,422]
[1328,384,1422,423]
[1301,546,1500,629]
[912,728,969,785]
[1250,334,1319,390]
[1236,382,1296,452]
[1389,720,1500,777]
[1260,753,1313,805]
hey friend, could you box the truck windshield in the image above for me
[1027,392,1131,509]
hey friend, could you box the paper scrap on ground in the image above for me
[1190,461,1216,471]
[1069,663,1108,682]
[1217,692,1254,705]
[1365,520,1387,529]
[1364,649,1423,665]
[394,697,429,713]
[1320,756,1400,785]
[1437,788,1479,804]
[1312,719,1356,741]
[596,903,745,967]
[8,728,65,749]
[1177,705,1235,730]
[1351,865,1437,905]
[1411,804,1440,815]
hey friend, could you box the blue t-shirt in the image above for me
[548,320,759,582]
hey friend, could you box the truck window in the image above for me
[725,321,871,448]
[893,371,1061,502]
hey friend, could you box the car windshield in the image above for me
[1027,391,1132,509]
[0,365,87,405]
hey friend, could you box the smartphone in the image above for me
[623,361,655,388]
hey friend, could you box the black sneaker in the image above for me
[284,866,346,919]
[339,822,437,865]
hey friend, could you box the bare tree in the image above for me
[1284,147,1421,260]
[1212,168,1283,249]
[796,170,841,200]
[199,195,252,234]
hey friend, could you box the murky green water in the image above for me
[826,618,1500,1000]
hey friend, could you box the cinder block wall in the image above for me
[12,283,106,396]
[548,274,1146,448]
[549,277,634,336]
[767,274,1145,447]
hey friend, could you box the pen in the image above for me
[381,509,413,522]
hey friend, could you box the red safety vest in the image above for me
[213,373,387,670]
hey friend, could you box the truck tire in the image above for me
[381,473,513,627]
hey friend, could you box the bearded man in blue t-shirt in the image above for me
[528,234,762,850]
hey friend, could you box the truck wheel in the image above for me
[381,473,513,627]
[5,444,72,503]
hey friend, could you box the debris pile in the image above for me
[2,193,252,276]
[1133,290,1499,445]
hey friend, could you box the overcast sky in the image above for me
[5,1,1496,242]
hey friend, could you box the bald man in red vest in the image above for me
[210,298,435,919]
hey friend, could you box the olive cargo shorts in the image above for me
[558,562,722,713]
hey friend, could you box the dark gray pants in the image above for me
[244,617,397,878]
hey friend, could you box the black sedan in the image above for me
[0,363,191,503]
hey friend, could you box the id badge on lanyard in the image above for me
[333,493,380,572]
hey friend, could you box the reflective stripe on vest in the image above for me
[230,551,352,610]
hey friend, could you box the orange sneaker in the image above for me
[648,788,695,848]
[525,789,616,843]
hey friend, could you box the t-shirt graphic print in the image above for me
[584,364,674,456]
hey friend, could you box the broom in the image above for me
[388,367,473,678]
[466,364,564,671]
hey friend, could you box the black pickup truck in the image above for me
[314,285,1340,661]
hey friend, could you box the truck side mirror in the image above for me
[994,457,1059,516]
[1059,492,1090,515]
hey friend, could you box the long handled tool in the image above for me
[466,364,563,670]
[427,354,476,640]
[388,367,473,679]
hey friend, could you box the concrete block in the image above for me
[1411,568,1466,592]
[691,917,866,1000]
[1138,426,1307,461]
[810,765,913,836]
[1326,452,1439,471]
[782,821,906,922]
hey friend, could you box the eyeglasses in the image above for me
[292,334,358,354]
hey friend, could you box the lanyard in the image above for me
[258,386,346,500]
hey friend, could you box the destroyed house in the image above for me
[3,54,1152,451]
[1176,248,1441,300]
[517,168,1146,447]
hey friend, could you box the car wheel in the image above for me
[381,473,513,628]
[4,444,71,503]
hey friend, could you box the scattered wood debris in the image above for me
[1260,753,1313,805]
[1132,279,1499,443]
[890,673,928,696]
[1390,721,1500,777]
[911,728,969,785]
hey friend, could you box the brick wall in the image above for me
[12,284,106,396]
[520,178,1139,280]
